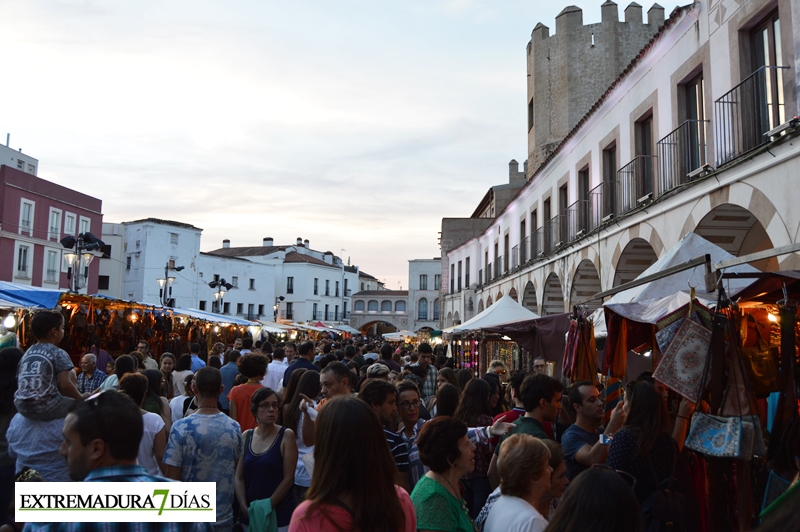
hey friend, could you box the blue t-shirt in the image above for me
[219,362,239,409]
[283,358,319,385]
[164,412,243,527]
[190,355,206,373]
[561,424,600,481]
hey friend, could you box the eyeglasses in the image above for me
[258,402,280,411]
[591,464,637,489]
[398,400,420,411]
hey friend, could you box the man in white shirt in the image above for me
[262,347,289,390]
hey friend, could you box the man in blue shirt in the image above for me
[219,350,241,415]
[561,380,626,481]
[189,343,206,372]
[283,340,319,384]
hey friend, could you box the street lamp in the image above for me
[156,262,185,307]
[60,233,105,292]
[209,278,233,313]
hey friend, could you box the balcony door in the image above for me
[752,13,785,134]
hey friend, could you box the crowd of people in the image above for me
[1,309,797,532]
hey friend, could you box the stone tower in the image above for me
[527,2,665,174]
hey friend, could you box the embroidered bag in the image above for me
[685,412,743,458]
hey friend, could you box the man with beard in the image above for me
[560,380,625,481]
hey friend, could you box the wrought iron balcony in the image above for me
[563,199,589,242]
[511,245,519,270]
[532,227,544,258]
[544,215,560,254]
[657,119,709,194]
[617,155,657,214]
[589,181,617,230]
[715,65,789,167]
[519,236,531,265]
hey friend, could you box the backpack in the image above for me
[641,450,687,532]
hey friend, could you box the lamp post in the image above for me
[209,278,233,313]
[156,262,185,307]
[60,233,105,293]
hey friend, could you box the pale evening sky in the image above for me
[1,0,679,290]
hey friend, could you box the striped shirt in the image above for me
[384,427,410,472]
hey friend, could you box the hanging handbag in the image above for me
[739,314,779,397]
[684,412,743,458]
[653,316,712,404]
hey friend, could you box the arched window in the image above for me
[354,300,365,311]
[368,300,378,312]
[418,298,428,320]
[433,298,440,320]
[381,300,392,312]
[395,300,406,312]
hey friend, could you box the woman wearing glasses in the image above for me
[235,386,298,532]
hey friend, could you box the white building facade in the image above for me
[408,258,441,331]
[442,0,800,327]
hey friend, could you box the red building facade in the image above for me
[0,165,103,293]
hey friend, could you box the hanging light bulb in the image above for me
[3,314,16,328]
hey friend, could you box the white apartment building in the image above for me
[0,141,38,176]
[205,237,358,324]
[97,222,125,298]
[408,258,441,331]
[109,219,275,321]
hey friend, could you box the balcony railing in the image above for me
[563,199,589,242]
[657,119,709,194]
[715,65,789,167]
[245,313,261,321]
[312,311,321,320]
[532,228,544,258]
[478,269,483,286]
[519,236,531,264]
[281,311,293,320]
[511,245,519,270]
[544,215,560,253]
[617,155,657,214]
[589,181,617,230]
[487,263,493,282]
[495,256,503,278]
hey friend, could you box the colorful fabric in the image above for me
[603,377,621,424]
[653,318,712,402]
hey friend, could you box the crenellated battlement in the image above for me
[526,2,664,173]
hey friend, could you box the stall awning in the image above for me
[452,295,540,334]
[291,323,328,332]
[336,324,361,334]
[256,320,294,333]
[0,281,64,309]
[173,308,257,326]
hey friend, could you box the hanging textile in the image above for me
[603,377,621,424]
[562,315,598,384]
[602,313,628,378]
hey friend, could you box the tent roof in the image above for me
[0,281,64,309]
[607,233,758,304]
[173,308,256,326]
[336,324,362,334]
[452,295,540,334]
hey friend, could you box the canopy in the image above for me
[256,320,293,334]
[172,307,257,326]
[291,323,328,332]
[0,281,64,310]
[336,324,361,334]
[452,294,540,334]
[592,233,759,336]
[609,233,758,304]
[383,330,416,341]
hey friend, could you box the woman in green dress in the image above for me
[412,416,478,532]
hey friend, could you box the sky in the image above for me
[1,0,679,290]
